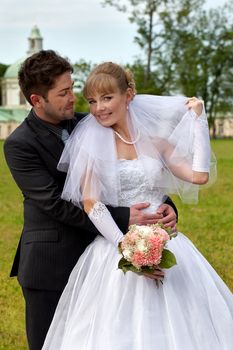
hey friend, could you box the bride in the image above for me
[42,62,233,349]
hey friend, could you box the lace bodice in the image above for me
[117,158,166,212]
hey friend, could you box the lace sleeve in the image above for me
[88,201,124,246]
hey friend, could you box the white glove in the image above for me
[191,109,211,172]
[88,201,124,246]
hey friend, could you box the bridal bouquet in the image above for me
[118,224,177,275]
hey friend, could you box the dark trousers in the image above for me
[22,287,62,350]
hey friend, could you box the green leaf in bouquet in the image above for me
[118,257,133,273]
[118,257,141,274]
[127,265,141,274]
[140,266,157,274]
[159,249,177,269]
[118,242,123,254]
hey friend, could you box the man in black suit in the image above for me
[4,50,178,350]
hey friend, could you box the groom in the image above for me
[4,50,178,350]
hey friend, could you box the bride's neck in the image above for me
[112,120,130,140]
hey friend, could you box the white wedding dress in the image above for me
[43,158,233,350]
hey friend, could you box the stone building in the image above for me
[0,25,43,140]
[214,115,233,138]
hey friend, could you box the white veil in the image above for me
[58,94,216,208]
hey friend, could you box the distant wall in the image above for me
[0,122,20,140]
[214,117,233,138]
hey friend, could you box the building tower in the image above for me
[27,25,43,56]
[0,26,43,139]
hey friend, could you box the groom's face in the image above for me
[31,71,76,125]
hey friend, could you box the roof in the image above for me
[0,107,28,122]
[29,25,42,39]
[4,56,26,79]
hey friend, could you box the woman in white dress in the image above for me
[42,62,233,350]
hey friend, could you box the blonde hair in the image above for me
[83,62,136,98]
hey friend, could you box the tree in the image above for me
[102,0,174,87]
[73,59,94,112]
[73,59,93,91]
[102,0,203,93]
[0,63,8,77]
[172,4,233,136]
[103,0,233,137]
[202,7,233,136]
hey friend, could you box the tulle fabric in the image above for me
[42,234,233,350]
[43,156,232,349]
[58,94,216,208]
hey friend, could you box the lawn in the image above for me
[0,139,232,349]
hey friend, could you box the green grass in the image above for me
[0,139,233,349]
[172,139,233,288]
[0,140,26,349]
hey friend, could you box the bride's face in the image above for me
[86,88,132,128]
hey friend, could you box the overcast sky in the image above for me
[0,0,228,66]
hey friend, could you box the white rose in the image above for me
[136,239,148,253]
[123,249,132,260]
[138,225,153,236]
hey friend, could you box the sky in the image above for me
[0,0,228,66]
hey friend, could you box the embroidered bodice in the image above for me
[117,158,166,212]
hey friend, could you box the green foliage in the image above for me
[159,249,177,269]
[0,63,9,77]
[73,59,93,92]
[102,0,203,93]
[0,141,26,349]
[126,60,165,94]
[172,4,233,135]
[0,63,9,105]
[171,139,233,288]
[118,257,139,273]
[72,59,94,113]
[102,0,233,124]
[74,92,89,113]
[0,139,233,348]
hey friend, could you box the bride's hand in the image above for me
[142,267,165,282]
[186,97,203,116]
[156,203,177,231]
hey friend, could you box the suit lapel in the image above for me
[26,110,64,162]
[26,110,86,163]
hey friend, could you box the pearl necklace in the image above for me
[114,129,140,145]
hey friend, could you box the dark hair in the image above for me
[18,50,73,105]
[83,62,136,99]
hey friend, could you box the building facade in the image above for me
[0,25,43,140]
[214,115,233,138]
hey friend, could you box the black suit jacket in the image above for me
[4,110,131,291]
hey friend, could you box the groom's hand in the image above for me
[129,202,164,226]
[129,202,177,231]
